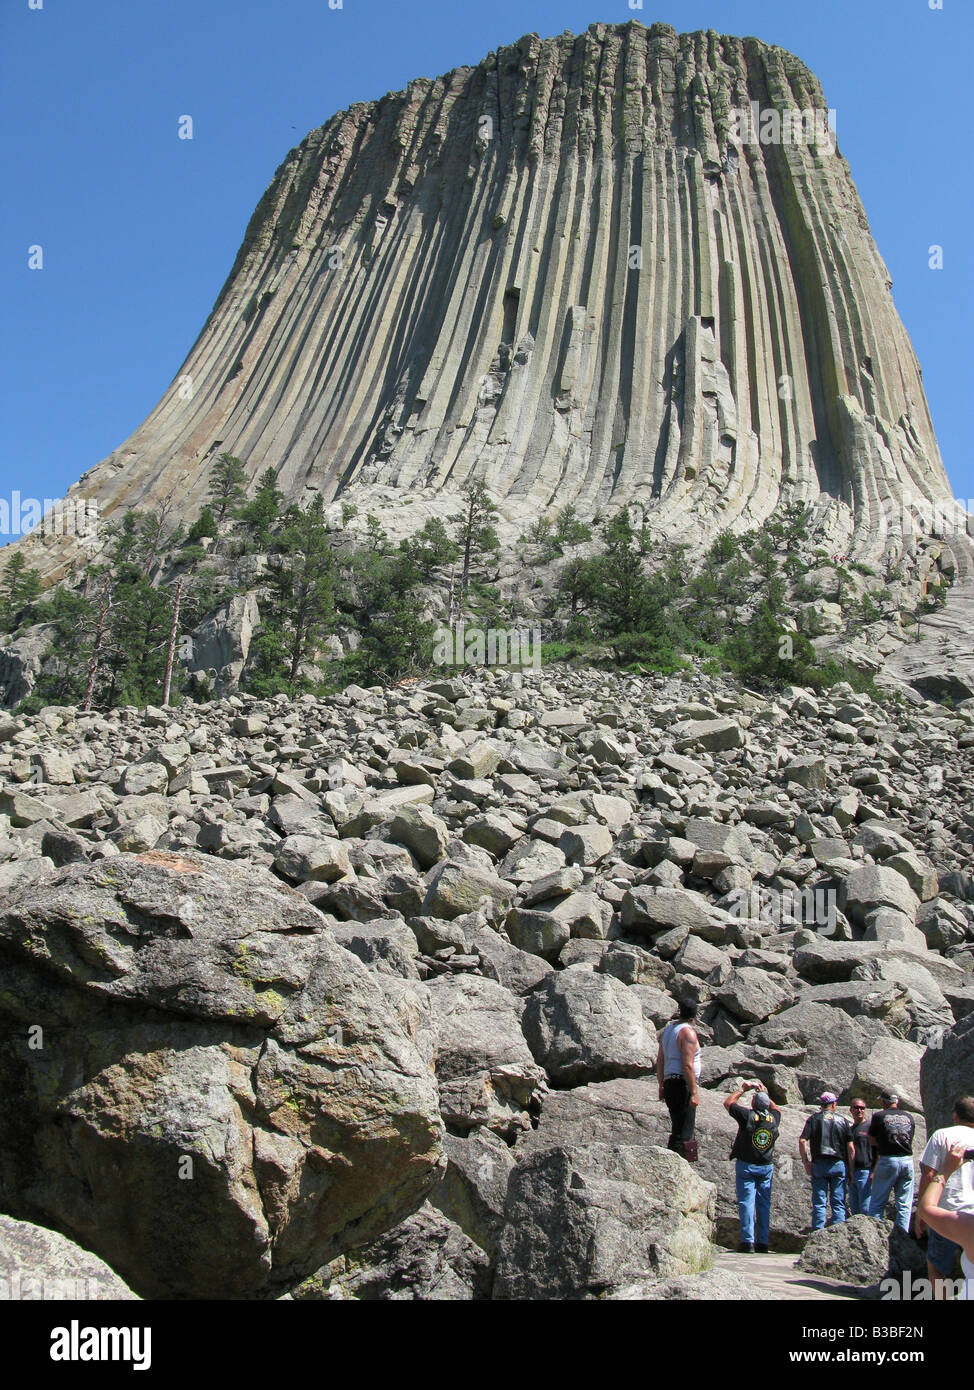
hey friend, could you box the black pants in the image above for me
[663,1076,696,1144]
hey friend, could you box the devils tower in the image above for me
[16,19,953,587]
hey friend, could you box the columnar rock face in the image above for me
[29,21,953,583]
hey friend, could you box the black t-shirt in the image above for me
[852,1120,872,1169]
[729,1103,780,1165]
[800,1111,853,1161]
[868,1108,915,1157]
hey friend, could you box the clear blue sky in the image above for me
[1,0,971,542]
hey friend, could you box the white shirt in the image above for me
[920,1125,974,1214]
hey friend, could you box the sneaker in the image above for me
[755,1243,769,1253]
[739,1242,754,1253]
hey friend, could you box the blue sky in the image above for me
[1,0,971,542]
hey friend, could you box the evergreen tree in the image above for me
[452,481,500,611]
[404,517,461,580]
[208,452,248,524]
[237,469,283,549]
[248,496,335,692]
[0,552,42,632]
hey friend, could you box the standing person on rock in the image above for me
[657,1001,701,1163]
[725,1081,782,1253]
[915,1095,974,1298]
[917,1141,974,1301]
[848,1098,873,1216]
[799,1092,855,1230]
[867,1089,916,1233]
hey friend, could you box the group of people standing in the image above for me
[657,1002,974,1297]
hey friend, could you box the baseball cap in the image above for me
[753,1093,771,1112]
[819,1091,838,1105]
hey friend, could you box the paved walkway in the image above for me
[714,1248,865,1301]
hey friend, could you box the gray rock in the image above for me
[0,1214,138,1300]
[429,1129,515,1261]
[795,1214,926,1287]
[921,1012,974,1131]
[293,1204,491,1301]
[0,852,442,1299]
[521,970,657,1085]
[621,886,712,935]
[426,974,547,1136]
[494,1143,716,1299]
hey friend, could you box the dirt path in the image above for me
[714,1248,865,1300]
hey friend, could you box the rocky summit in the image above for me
[1,663,972,1297]
[14,21,963,588]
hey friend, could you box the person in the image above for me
[917,1140,974,1301]
[725,1081,782,1253]
[915,1095,974,1299]
[848,1098,873,1216]
[867,1089,916,1233]
[799,1091,854,1230]
[657,1001,701,1162]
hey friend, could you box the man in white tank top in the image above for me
[657,1000,702,1162]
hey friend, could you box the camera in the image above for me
[965,1150,974,1163]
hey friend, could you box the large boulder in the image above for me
[521,970,657,1086]
[921,1012,974,1131]
[795,1214,926,1287]
[750,1001,884,1104]
[0,852,443,1299]
[425,975,547,1136]
[493,1143,716,1299]
[0,1214,138,1300]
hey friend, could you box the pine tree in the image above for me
[0,552,42,632]
[248,496,335,692]
[208,453,248,524]
[452,481,500,612]
[238,468,283,549]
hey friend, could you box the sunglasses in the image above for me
[851,1105,866,1111]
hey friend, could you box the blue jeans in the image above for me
[811,1159,848,1230]
[736,1160,773,1246]
[868,1155,915,1232]
[849,1167,872,1216]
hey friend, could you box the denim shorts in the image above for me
[926,1226,961,1276]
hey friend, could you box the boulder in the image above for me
[521,971,657,1085]
[851,1036,924,1113]
[921,1012,974,1131]
[0,852,442,1299]
[291,1204,491,1301]
[493,1143,716,1299]
[428,1129,515,1261]
[750,1001,884,1104]
[422,860,513,921]
[621,886,712,935]
[795,1214,926,1287]
[715,966,795,1024]
[0,1214,138,1300]
[426,975,547,1136]
[839,866,920,926]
